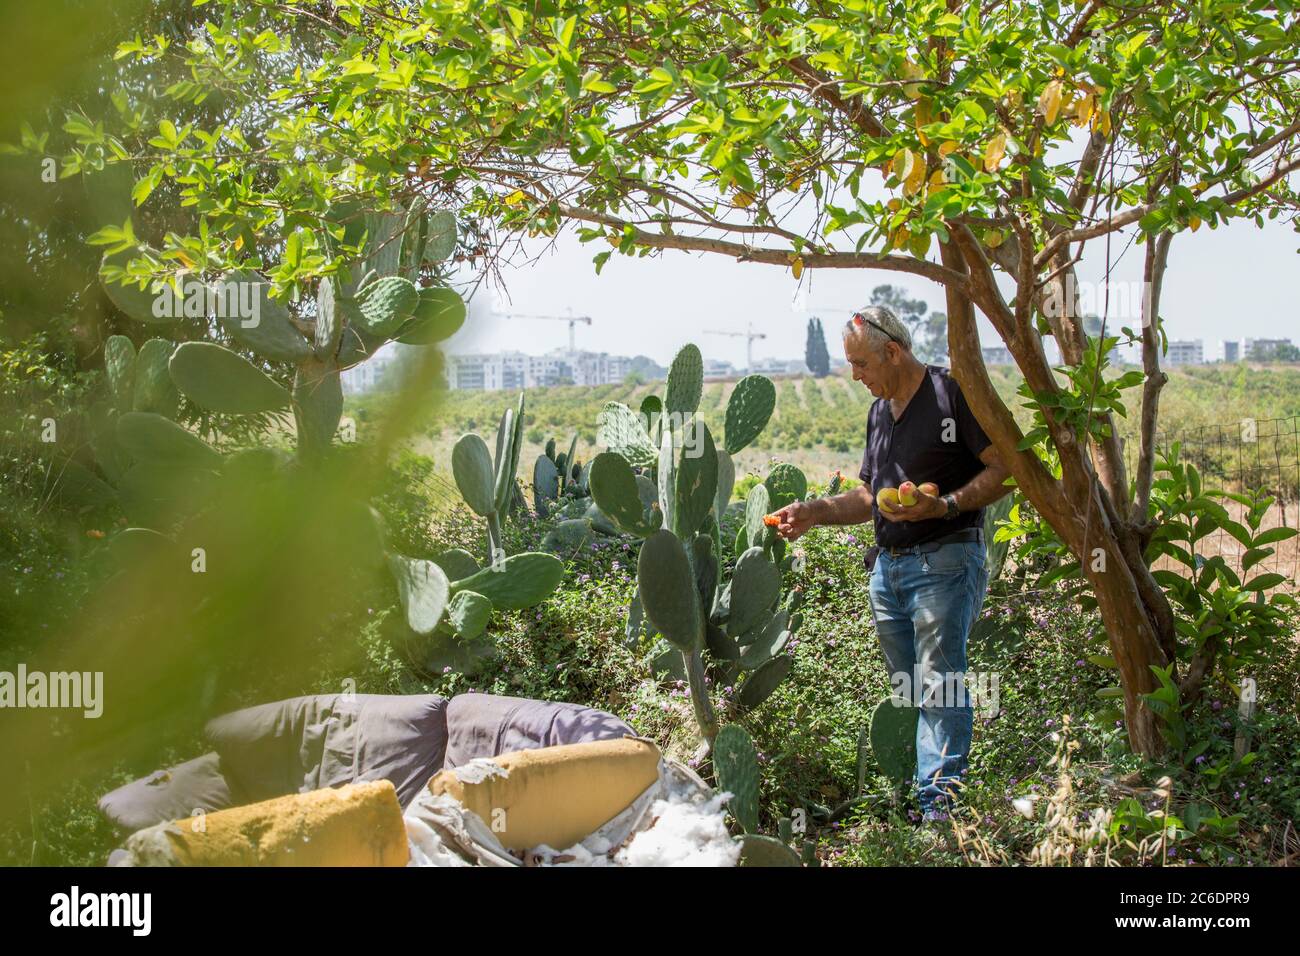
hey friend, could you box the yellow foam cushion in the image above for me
[427,737,660,851]
[134,779,408,867]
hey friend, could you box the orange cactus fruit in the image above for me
[763,514,781,527]
[898,481,918,507]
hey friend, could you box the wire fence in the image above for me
[1124,414,1300,586]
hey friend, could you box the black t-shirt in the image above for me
[858,365,992,548]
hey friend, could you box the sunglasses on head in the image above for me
[851,312,907,347]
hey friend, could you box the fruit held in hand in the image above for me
[898,481,918,506]
[877,487,901,513]
[918,482,939,497]
[763,513,781,527]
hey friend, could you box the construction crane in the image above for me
[496,308,593,352]
[705,323,767,374]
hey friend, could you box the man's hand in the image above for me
[775,500,817,541]
[879,488,945,523]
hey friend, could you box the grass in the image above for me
[7,484,1297,867]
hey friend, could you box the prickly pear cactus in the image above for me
[723,374,776,455]
[713,724,759,833]
[870,695,920,784]
[596,401,657,467]
[637,530,703,651]
[664,343,703,418]
[97,192,465,462]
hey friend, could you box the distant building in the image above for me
[1244,338,1294,361]
[1166,339,1204,366]
[340,347,397,394]
[444,348,636,390]
[703,358,736,380]
[751,357,806,376]
[982,346,1014,366]
[1222,340,1240,362]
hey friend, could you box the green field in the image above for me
[352,363,1300,494]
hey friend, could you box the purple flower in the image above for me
[1212,700,1222,711]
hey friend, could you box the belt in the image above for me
[882,527,983,558]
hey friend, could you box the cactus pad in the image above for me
[169,341,290,414]
[388,554,451,636]
[636,530,703,652]
[724,375,776,454]
[116,412,220,469]
[712,724,759,833]
[132,338,178,417]
[738,653,792,710]
[596,401,657,467]
[395,287,466,345]
[764,463,808,510]
[870,695,919,784]
[589,452,655,536]
[665,343,703,417]
[450,552,564,610]
[452,433,497,517]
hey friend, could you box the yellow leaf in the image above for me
[1189,215,1201,232]
[1005,89,1023,110]
[1091,108,1111,137]
[176,251,195,268]
[984,130,1007,173]
[1192,180,1208,194]
[938,141,959,158]
[904,152,927,196]
[915,99,932,146]
[891,225,911,246]
[734,191,755,208]
[1073,93,1094,128]
[1038,80,1063,124]
[791,256,804,279]
[887,198,903,212]
[504,190,526,206]
[900,58,924,100]
[891,150,909,181]
[787,176,803,192]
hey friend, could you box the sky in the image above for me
[440,210,1297,369]
[438,130,1298,370]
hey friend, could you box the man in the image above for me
[774,305,1011,821]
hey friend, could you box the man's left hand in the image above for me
[879,489,946,523]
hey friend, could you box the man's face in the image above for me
[845,336,901,398]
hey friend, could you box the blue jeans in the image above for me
[868,540,988,812]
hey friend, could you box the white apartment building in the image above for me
[1244,338,1294,361]
[1166,339,1204,366]
[445,348,634,390]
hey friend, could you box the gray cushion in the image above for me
[204,693,449,808]
[443,692,635,769]
[98,752,233,832]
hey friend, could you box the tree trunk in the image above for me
[938,239,1169,757]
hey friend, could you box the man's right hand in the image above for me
[775,501,817,541]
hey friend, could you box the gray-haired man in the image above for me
[774,306,1011,819]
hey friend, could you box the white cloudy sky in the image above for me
[439,206,1296,368]
[431,112,1298,370]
